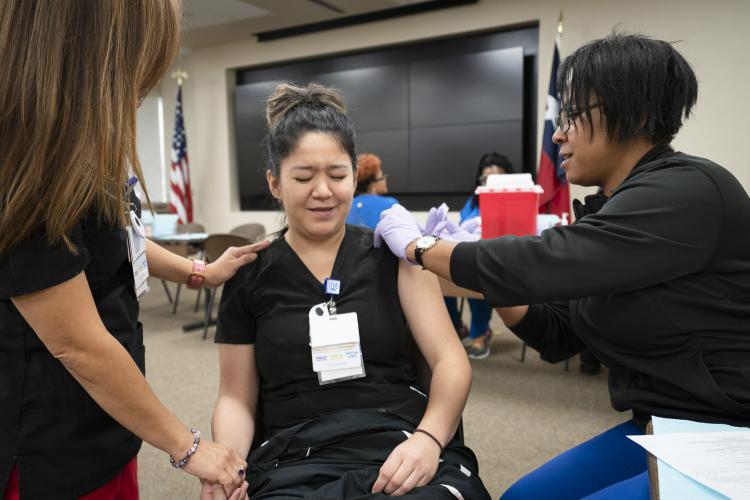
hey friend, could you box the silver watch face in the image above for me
[416,235,438,250]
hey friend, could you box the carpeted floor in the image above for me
[136,282,624,499]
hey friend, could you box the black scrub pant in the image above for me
[247,409,490,500]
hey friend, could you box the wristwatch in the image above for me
[414,235,439,267]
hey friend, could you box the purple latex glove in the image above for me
[459,216,482,236]
[373,204,422,261]
[439,218,480,242]
[423,203,450,236]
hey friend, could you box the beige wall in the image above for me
[156,0,750,233]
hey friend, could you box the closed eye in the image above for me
[294,177,312,183]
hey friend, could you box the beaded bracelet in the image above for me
[170,428,201,469]
[413,428,443,453]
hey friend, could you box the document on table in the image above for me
[629,419,750,500]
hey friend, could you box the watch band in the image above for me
[415,245,427,267]
[415,236,438,267]
[187,259,206,289]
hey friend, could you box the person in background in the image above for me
[444,153,514,359]
[375,32,750,499]
[0,2,262,499]
[346,153,399,229]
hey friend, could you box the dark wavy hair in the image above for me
[469,152,514,210]
[557,32,698,144]
[264,82,357,177]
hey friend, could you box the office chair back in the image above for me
[204,234,251,263]
[230,223,265,242]
[177,222,205,234]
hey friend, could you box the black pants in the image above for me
[247,409,490,500]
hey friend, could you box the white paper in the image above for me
[629,431,750,499]
[650,417,742,500]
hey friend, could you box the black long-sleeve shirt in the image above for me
[451,146,750,427]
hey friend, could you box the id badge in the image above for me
[308,303,365,385]
[126,210,150,300]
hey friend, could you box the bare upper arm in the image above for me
[11,271,109,358]
[217,344,259,415]
[397,260,466,370]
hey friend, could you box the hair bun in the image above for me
[266,82,347,129]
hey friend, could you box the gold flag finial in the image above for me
[171,70,189,86]
[557,11,563,35]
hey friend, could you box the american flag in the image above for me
[169,84,193,224]
[537,25,570,217]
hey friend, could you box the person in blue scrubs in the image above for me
[445,153,514,359]
[346,153,399,230]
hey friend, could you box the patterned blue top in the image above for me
[459,197,479,223]
[346,194,399,230]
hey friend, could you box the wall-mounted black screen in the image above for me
[234,25,538,210]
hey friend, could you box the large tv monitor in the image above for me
[234,25,538,210]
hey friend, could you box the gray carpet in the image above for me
[136,282,624,499]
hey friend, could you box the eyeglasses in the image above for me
[555,103,603,133]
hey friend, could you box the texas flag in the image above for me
[537,31,570,216]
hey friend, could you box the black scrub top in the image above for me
[451,145,750,427]
[0,201,143,499]
[216,225,426,438]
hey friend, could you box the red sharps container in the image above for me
[476,173,543,238]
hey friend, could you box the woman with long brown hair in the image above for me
[0,1,262,498]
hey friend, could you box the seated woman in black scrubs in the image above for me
[210,83,491,500]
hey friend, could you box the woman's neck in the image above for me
[601,139,656,197]
[285,225,346,260]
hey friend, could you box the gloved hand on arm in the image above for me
[373,204,423,261]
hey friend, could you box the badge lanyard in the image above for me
[323,277,340,315]
[308,277,366,385]
[124,177,150,300]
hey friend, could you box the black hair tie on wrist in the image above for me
[413,428,443,453]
